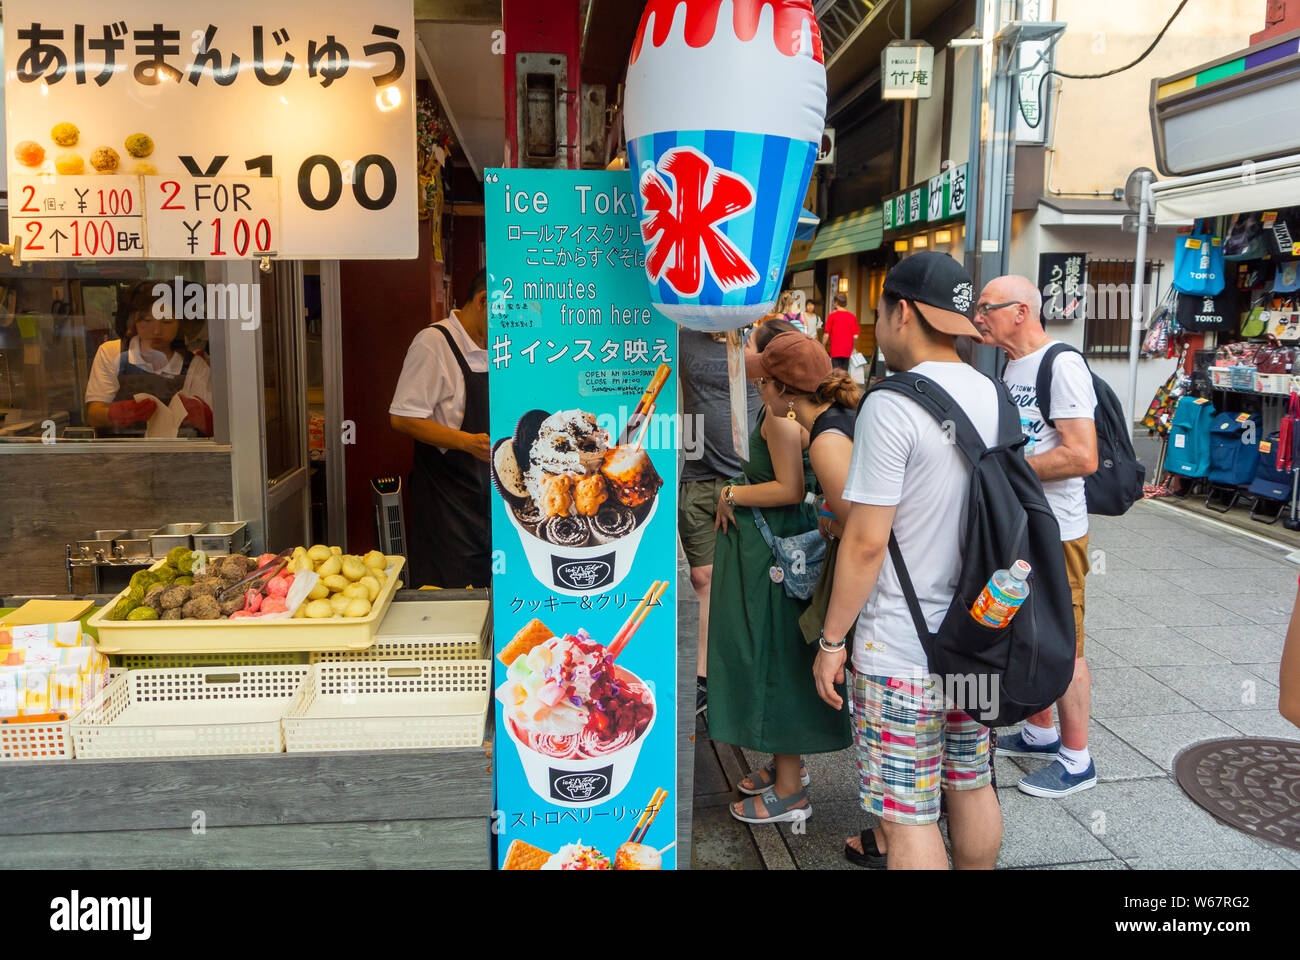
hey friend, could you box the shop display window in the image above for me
[0,215,216,443]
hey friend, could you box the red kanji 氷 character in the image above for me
[639,145,759,297]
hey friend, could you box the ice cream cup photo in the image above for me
[492,406,666,595]
[496,618,660,808]
[501,667,656,808]
[505,494,658,595]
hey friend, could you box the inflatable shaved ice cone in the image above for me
[623,0,827,333]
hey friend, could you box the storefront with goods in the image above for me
[1138,26,1300,535]
[0,0,505,869]
[0,0,835,872]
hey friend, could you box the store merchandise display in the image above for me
[1148,206,1300,525]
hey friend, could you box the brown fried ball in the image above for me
[188,580,222,600]
[143,583,169,608]
[159,585,191,610]
[162,608,184,621]
[182,595,222,620]
[219,593,247,617]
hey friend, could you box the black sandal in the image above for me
[844,829,887,869]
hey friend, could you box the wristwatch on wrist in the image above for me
[723,484,736,508]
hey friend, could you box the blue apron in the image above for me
[102,337,196,438]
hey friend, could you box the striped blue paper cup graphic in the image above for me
[628,130,817,333]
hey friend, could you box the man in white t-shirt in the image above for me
[814,252,1003,870]
[389,270,491,588]
[975,274,1099,798]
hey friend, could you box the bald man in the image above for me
[975,275,1099,799]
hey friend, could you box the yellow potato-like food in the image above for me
[292,546,308,560]
[370,567,386,585]
[316,555,341,578]
[55,151,84,175]
[305,598,334,619]
[328,593,351,614]
[307,544,331,563]
[343,597,372,618]
[341,557,366,582]
[292,603,307,619]
[308,581,329,601]
[51,122,79,147]
[329,546,342,556]
[358,575,380,602]
[321,574,349,593]
[363,550,386,570]
[290,556,314,574]
[342,582,369,601]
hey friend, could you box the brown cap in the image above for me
[883,252,983,342]
[745,331,832,392]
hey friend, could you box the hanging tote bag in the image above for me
[750,507,825,601]
[1172,221,1226,297]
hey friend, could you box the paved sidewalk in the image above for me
[686,498,1300,870]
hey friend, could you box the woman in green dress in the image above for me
[706,321,852,824]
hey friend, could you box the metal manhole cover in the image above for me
[1173,738,1300,853]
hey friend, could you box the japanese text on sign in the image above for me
[4,0,415,259]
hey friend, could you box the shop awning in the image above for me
[806,207,883,260]
[795,209,820,243]
[1151,154,1300,223]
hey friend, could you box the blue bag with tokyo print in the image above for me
[1173,221,1226,297]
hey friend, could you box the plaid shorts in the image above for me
[850,672,992,826]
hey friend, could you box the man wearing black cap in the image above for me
[813,252,1003,869]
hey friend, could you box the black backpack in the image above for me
[865,373,1077,727]
[1035,344,1146,516]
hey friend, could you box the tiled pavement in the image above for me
[684,498,1300,870]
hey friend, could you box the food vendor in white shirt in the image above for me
[389,269,490,588]
[84,281,214,437]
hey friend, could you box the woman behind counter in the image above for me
[85,281,214,437]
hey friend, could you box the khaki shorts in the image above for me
[1063,534,1089,657]
[679,478,727,569]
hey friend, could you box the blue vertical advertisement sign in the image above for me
[485,169,678,871]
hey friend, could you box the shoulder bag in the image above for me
[750,507,825,601]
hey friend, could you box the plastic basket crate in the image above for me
[1,667,123,762]
[310,600,490,664]
[1210,367,1233,388]
[112,651,310,670]
[71,665,309,759]
[282,660,490,753]
[1255,372,1293,394]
